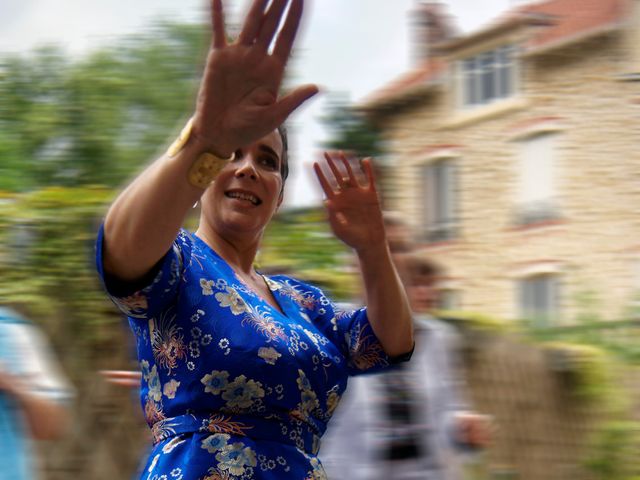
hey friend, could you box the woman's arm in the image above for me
[355,243,413,357]
[314,152,413,357]
[103,142,209,282]
[0,369,69,440]
[103,0,317,282]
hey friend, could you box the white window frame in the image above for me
[517,272,561,327]
[516,131,559,224]
[507,119,565,226]
[457,44,518,109]
[421,153,459,242]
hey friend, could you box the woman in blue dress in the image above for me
[96,1,414,478]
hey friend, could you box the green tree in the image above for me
[0,22,207,191]
[260,207,358,301]
[320,94,385,159]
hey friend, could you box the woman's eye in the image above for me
[232,149,243,162]
[260,156,277,169]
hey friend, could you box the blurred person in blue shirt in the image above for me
[321,216,491,480]
[0,306,73,479]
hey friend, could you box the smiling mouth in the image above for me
[225,190,262,206]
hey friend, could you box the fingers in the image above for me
[100,370,142,388]
[238,0,270,45]
[211,0,227,48]
[324,152,347,188]
[338,151,358,186]
[238,0,303,60]
[271,84,319,124]
[322,151,368,189]
[273,0,303,62]
[100,370,142,380]
[107,378,142,388]
[256,0,289,50]
[313,162,336,200]
[361,157,378,192]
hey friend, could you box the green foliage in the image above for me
[259,207,358,301]
[584,420,640,480]
[527,320,640,366]
[0,22,207,190]
[0,187,117,341]
[621,292,640,322]
[519,291,640,477]
[436,310,511,334]
[0,21,213,347]
[574,289,604,325]
[542,342,614,404]
[320,94,385,159]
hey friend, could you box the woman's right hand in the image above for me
[192,0,318,158]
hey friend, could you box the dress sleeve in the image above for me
[95,225,190,320]
[288,279,397,376]
[329,303,394,375]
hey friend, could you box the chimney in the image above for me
[410,1,458,65]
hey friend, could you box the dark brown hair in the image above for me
[407,254,442,285]
[277,124,289,184]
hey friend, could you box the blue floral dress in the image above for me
[96,227,397,480]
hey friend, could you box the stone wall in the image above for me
[373,27,640,323]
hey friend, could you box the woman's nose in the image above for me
[234,156,258,180]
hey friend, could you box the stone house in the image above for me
[362,0,640,325]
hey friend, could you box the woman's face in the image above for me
[407,275,439,313]
[201,129,284,239]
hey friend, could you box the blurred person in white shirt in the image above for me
[0,306,73,480]
[321,215,491,480]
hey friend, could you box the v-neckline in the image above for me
[245,273,287,317]
[192,233,288,317]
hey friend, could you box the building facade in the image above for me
[363,0,640,325]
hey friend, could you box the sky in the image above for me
[0,0,514,206]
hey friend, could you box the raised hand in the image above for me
[100,370,142,388]
[193,0,318,157]
[455,412,493,449]
[313,152,386,253]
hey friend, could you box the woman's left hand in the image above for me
[314,152,386,253]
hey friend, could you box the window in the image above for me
[519,274,559,326]
[459,45,517,108]
[422,159,458,242]
[515,132,559,224]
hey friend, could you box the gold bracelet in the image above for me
[167,117,234,189]
[188,151,233,189]
[167,117,195,158]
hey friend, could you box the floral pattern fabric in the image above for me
[96,227,393,480]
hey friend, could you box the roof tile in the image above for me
[364,0,629,107]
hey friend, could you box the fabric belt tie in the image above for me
[150,412,323,455]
